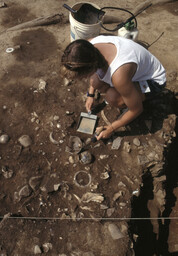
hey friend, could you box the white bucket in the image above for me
[69,2,102,42]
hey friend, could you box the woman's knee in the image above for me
[105,88,124,108]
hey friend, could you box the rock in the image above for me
[69,156,74,164]
[29,176,42,190]
[123,141,131,153]
[137,155,150,165]
[67,136,83,154]
[81,192,104,203]
[118,181,126,188]
[0,2,6,8]
[63,77,70,86]
[34,245,42,254]
[38,79,46,91]
[113,191,123,201]
[100,171,109,179]
[111,137,122,150]
[42,242,52,253]
[0,134,9,144]
[41,177,61,193]
[100,204,109,210]
[107,208,115,217]
[108,223,124,240]
[54,184,60,191]
[133,138,141,147]
[19,185,32,198]
[99,155,109,159]
[80,151,92,164]
[119,202,126,207]
[18,135,32,147]
[155,189,166,207]
[1,166,13,179]
[132,189,140,197]
[147,151,156,160]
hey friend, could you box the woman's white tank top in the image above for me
[90,35,166,92]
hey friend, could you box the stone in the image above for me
[137,155,150,165]
[81,192,104,203]
[147,151,156,160]
[108,224,124,240]
[54,184,60,191]
[119,202,126,207]
[0,134,9,144]
[100,204,109,210]
[1,166,13,179]
[69,156,74,164]
[63,77,70,86]
[18,135,32,147]
[123,141,131,153]
[41,177,61,193]
[111,137,122,150]
[99,155,109,159]
[38,79,46,91]
[67,136,83,154]
[113,191,123,201]
[34,245,42,254]
[100,171,109,179]
[107,208,115,217]
[133,138,141,147]
[42,243,52,253]
[80,151,92,164]
[0,2,6,8]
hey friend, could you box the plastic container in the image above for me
[118,26,139,41]
[69,2,102,42]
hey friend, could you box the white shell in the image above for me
[0,134,9,144]
[6,47,14,53]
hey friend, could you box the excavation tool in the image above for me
[77,112,98,135]
[63,3,105,24]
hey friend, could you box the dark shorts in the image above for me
[145,80,166,100]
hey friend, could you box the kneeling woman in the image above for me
[61,35,166,140]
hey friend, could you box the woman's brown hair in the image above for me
[61,39,107,78]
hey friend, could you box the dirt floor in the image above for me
[0,0,178,255]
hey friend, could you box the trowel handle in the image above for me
[95,126,104,136]
[91,126,104,142]
[63,4,77,14]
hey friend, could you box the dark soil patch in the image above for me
[1,4,36,28]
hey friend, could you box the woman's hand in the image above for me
[96,125,114,140]
[85,97,94,113]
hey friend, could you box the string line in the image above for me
[0,216,178,220]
